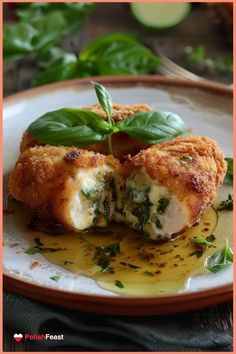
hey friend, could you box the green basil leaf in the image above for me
[79,33,161,76]
[224,158,233,185]
[205,239,233,273]
[33,53,80,86]
[116,111,188,144]
[98,42,161,75]
[37,47,67,68]
[92,81,113,120]
[4,4,95,61]
[4,11,66,60]
[192,236,216,248]
[27,108,111,146]
[17,2,95,20]
[3,22,38,60]
[80,33,138,62]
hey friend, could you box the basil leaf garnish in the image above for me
[224,158,233,185]
[26,83,188,152]
[27,108,112,147]
[205,239,233,273]
[116,111,188,144]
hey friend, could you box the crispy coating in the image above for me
[121,135,227,227]
[9,145,120,222]
[84,103,151,122]
[20,103,151,160]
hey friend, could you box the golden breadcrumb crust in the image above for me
[121,135,227,227]
[20,103,151,160]
[9,145,120,221]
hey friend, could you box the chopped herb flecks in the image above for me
[93,243,120,273]
[180,156,192,161]
[157,198,170,215]
[25,247,41,255]
[143,271,154,276]
[156,218,163,229]
[34,237,44,247]
[115,280,124,288]
[217,194,233,211]
[192,235,216,248]
[25,242,67,255]
[103,197,110,223]
[120,262,140,269]
[64,261,74,265]
[50,275,60,282]
[190,235,216,258]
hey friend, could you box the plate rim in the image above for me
[4,75,232,105]
[3,272,232,315]
[3,75,233,315]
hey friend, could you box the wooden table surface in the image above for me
[3,3,233,352]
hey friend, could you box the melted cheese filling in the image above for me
[121,169,189,240]
[69,166,115,230]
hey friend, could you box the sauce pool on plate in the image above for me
[9,185,233,296]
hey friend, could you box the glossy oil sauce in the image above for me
[11,185,232,296]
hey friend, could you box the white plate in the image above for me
[3,76,233,315]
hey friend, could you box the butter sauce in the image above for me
[10,185,232,296]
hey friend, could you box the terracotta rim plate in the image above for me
[3,75,233,315]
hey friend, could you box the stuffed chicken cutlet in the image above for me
[116,136,227,241]
[9,146,121,231]
[20,103,151,160]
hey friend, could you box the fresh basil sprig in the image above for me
[205,239,233,273]
[28,82,187,152]
[224,158,233,185]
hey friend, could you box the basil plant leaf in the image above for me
[97,42,161,75]
[33,53,80,86]
[3,22,38,60]
[4,11,66,60]
[92,81,113,121]
[79,33,138,62]
[224,157,233,185]
[17,2,95,20]
[205,240,233,273]
[27,108,112,147]
[116,111,188,144]
[78,33,161,76]
[4,4,96,61]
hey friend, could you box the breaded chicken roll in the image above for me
[9,146,120,231]
[118,136,227,241]
[20,103,151,160]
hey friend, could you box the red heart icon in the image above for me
[14,334,23,342]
